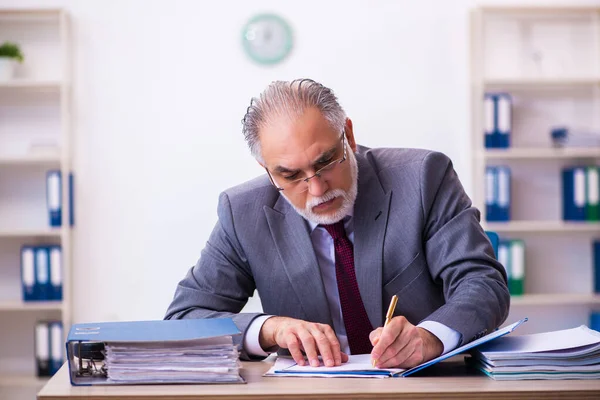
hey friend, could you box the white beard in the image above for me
[282,147,359,225]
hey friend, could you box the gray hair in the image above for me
[241,79,347,161]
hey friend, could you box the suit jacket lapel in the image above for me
[353,153,392,329]
[264,197,334,327]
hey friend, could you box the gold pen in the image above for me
[372,295,398,367]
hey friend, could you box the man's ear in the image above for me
[344,118,358,152]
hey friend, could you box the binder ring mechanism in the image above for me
[72,325,107,378]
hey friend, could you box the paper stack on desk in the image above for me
[470,325,600,380]
[66,318,244,385]
[105,336,241,383]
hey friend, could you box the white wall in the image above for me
[2,0,599,323]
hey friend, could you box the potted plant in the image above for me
[0,41,24,81]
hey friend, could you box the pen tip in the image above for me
[372,359,377,368]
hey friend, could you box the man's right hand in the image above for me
[259,316,348,367]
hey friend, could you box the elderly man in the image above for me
[165,79,509,369]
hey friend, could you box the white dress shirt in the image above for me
[244,216,461,357]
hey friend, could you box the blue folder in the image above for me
[47,170,62,227]
[49,245,63,301]
[49,321,64,375]
[35,247,51,301]
[594,240,600,294]
[563,167,586,221]
[21,246,36,301]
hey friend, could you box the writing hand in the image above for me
[259,316,349,367]
[369,316,443,368]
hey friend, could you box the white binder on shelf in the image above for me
[35,247,50,301]
[49,321,63,375]
[21,246,36,301]
[35,321,51,377]
[46,170,62,227]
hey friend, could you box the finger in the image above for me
[379,327,421,367]
[381,341,420,369]
[321,325,342,366]
[369,327,383,345]
[371,318,403,365]
[310,327,336,367]
[286,333,306,366]
[341,352,349,363]
[297,329,320,367]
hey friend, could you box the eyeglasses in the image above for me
[265,132,347,194]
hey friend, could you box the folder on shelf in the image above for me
[497,240,511,285]
[484,93,495,148]
[594,240,600,294]
[35,246,51,301]
[47,170,62,227]
[66,318,244,385]
[69,172,75,226]
[586,166,599,222]
[591,312,600,332]
[486,166,511,222]
[495,93,511,148]
[35,321,51,377]
[483,93,511,149]
[562,167,586,221]
[49,245,63,301]
[49,321,64,375]
[509,239,525,296]
[21,245,36,301]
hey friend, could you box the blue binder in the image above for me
[484,93,495,148]
[47,170,62,227]
[485,167,496,220]
[69,173,75,226]
[562,167,586,221]
[35,321,51,376]
[21,246,36,301]
[49,321,63,375]
[591,312,600,332]
[49,245,63,301]
[594,240,600,294]
[495,93,511,148]
[495,166,511,221]
[35,247,51,301]
[66,318,242,385]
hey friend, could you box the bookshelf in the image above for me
[0,8,71,399]
[471,6,600,335]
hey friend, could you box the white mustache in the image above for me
[306,189,345,210]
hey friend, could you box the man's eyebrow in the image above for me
[273,145,338,174]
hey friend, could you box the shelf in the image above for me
[485,221,600,233]
[483,148,600,160]
[0,154,61,166]
[0,373,50,388]
[483,77,600,89]
[0,80,63,89]
[511,294,600,306]
[0,228,63,238]
[0,300,62,312]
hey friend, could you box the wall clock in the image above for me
[242,14,293,65]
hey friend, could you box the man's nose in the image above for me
[307,175,328,197]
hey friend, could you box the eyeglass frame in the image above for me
[264,131,348,193]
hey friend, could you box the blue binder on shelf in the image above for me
[49,321,64,375]
[47,170,62,227]
[35,247,51,301]
[35,321,51,377]
[484,93,511,149]
[66,318,242,385]
[594,240,600,294]
[49,245,63,301]
[21,246,37,301]
[562,167,586,221]
[486,166,511,222]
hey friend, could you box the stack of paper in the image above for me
[470,325,600,380]
[105,336,242,383]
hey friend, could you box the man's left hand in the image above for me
[369,316,443,369]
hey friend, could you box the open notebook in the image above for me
[265,318,527,378]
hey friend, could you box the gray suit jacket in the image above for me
[165,146,510,359]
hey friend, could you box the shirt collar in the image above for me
[306,211,354,233]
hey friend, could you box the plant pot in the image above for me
[0,57,18,81]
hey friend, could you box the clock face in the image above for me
[242,14,293,65]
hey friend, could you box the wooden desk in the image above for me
[38,359,600,400]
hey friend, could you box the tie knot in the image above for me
[320,221,347,240]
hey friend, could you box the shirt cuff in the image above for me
[243,315,276,357]
[417,321,461,355]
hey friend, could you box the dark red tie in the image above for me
[321,221,374,354]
